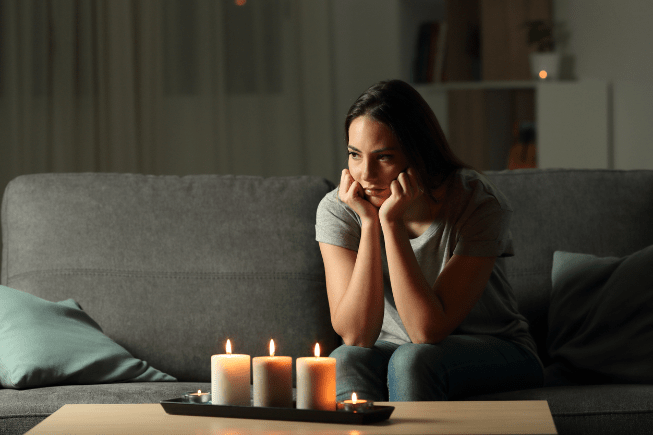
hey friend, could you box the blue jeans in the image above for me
[329,335,543,401]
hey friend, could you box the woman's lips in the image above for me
[364,188,389,197]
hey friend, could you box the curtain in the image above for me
[0,0,339,198]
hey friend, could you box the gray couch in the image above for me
[1,169,652,434]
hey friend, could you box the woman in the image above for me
[315,79,543,402]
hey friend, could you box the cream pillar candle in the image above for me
[296,343,336,411]
[252,339,293,408]
[211,339,251,406]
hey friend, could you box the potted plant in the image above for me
[525,20,560,80]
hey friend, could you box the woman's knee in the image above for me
[330,344,378,365]
[388,343,443,374]
[387,343,448,401]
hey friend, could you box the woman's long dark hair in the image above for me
[345,79,476,201]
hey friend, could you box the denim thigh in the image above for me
[387,335,543,401]
[330,336,543,402]
[329,341,399,402]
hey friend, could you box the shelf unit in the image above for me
[335,0,609,171]
[416,80,610,171]
[415,82,537,171]
[398,0,555,171]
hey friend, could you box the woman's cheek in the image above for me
[348,166,361,184]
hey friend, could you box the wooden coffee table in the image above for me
[26,401,557,434]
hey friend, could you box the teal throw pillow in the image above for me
[547,245,653,384]
[0,285,176,389]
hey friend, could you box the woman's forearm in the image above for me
[332,220,385,348]
[381,220,446,344]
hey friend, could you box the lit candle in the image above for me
[296,343,336,411]
[252,339,293,408]
[211,339,251,406]
[184,389,211,404]
[339,392,372,412]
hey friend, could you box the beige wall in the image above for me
[554,0,653,169]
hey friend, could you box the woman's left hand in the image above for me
[379,167,422,224]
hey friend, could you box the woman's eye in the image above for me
[348,152,359,159]
[378,154,393,161]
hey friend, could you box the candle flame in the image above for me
[352,392,357,404]
[197,390,201,395]
[270,339,275,357]
[314,343,320,357]
[226,339,232,355]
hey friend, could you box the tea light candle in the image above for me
[253,339,293,408]
[211,339,251,406]
[184,390,211,404]
[296,343,336,411]
[339,392,372,412]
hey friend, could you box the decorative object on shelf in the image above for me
[508,121,537,170]
[525,20,560,80]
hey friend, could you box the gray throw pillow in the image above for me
[547,245,653,384]
[0,285,176,389]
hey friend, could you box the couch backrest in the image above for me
[4,169,653,374]
[486,169,653,365]
[1,173,339,382]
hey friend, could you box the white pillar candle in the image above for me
[296,343,336,411]
[252,339,293,408]
[211,339,251,406]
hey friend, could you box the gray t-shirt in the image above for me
[315,168,539,361]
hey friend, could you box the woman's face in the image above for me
[347,116,409,208]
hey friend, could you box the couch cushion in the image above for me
[486,169,653,365]
[0,285,174,389]
[546,245,653,384]
[0,382,210,434]
[468,384,653,435]
[0,382,300,434]
[1,174,339,382]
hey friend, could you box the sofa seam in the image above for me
[488,169,653,176]
[0,413,53,419]
[1,178,11,287]
[508,270,549,277]
[8,269,326,283]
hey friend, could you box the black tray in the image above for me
[160,398,394,425]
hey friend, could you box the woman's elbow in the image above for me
[334,323,376,348]
[341,335,376,348]
[409,328,449,345]
[336,326,376,348]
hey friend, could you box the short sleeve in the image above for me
[453,200,514,258]
[315,188,362,252]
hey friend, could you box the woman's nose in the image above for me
[361,160,376,181]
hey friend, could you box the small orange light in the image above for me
[235,0,246,5]
[226,339,232,355]
[539,70,548,79]
[314,343,320,358]
[270,339,275,357]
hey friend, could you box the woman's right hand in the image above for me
[339,169,379,224]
